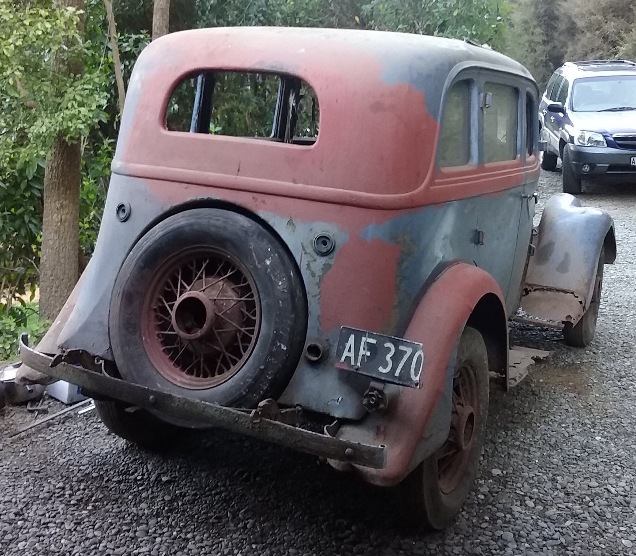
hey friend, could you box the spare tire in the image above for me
[109,208,307,409]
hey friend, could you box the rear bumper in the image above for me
[19,337,385,470]
[568,145,636,179]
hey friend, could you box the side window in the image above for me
[526,92,535,156]
[545,73,559,98]
[549,75,564,101]
[166,71,320,145]
[438,80,471,167]
[483,82,518,163]
[556,78,569,105]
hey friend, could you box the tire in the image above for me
[400,326,489,531]
[95,399,181,449]
[541,152,558,171]
[563,247,604,347]
[109,208,307,410]
[562,147,582,194]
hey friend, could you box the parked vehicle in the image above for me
[20,28,616,530]
[539,60,636,193]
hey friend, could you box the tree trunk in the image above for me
[39,0,85,321]
[104,0,126,115]
[152,0,171,40]
[39,137,81,320]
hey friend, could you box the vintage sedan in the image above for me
[20,27,615,530]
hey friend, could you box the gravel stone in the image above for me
[1,171,635,555]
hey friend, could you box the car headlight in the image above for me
[574,130,607,147]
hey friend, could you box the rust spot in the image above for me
[319,237,401,333]
[556,252,570,273]
[536,240,555,264]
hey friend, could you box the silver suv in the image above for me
[539,60,636,193]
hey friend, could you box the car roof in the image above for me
[112,27,539,208]
[558,60,636,79]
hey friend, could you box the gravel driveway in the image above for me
[1,170,635,556]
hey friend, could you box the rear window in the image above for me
[166,71,319,145]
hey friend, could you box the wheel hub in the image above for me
[172,291,217,341]
[452,403,475,451]
[142,250,260,390]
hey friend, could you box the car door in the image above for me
[544,75,565,153]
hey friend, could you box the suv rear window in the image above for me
[166,71,319,145]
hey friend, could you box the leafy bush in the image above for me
[0,303,49,362]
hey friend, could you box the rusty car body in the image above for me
[20,27,616,529]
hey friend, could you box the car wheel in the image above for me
[109,208,307,410]
[563,247,604,347]
[562,147,582,194]
[541,152,558,171]
[399,326,489,530]
[95,399,182,449]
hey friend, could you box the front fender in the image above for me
[521,193,615,325]
[332,262,507,486]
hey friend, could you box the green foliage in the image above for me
[0,0,111,308]
[0,1,108,162]
[503,0,572,88]
[80,138,113,255]
[565,0,636,61]
[0,155,43,305]
[361,0,508,48]
[0,302,49,362]
[504,0,636,89]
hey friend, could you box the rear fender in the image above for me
[521,193,615,326]
[332,263,508,486]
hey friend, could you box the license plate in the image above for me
[334,327,423,388]
[631,156,636,166]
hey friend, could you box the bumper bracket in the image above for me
[18,338,385,469]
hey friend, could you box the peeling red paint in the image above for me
[319,238,402,333]
[344,263,507,486]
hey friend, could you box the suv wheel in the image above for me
[562,147,582,194]
[541,152,558,171]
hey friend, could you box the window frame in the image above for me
[481,79,521,165]
[437,78,475,169]
[555,77,570,106]
[165,70,320,145]
[548,74,564,102]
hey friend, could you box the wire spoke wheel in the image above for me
[437,361,478,494]
[399,326,488,531]
[110,208,307,411]
[141,248,261,389]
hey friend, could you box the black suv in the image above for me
[539,60,636,193]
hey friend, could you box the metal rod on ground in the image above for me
[8,398,93,438]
